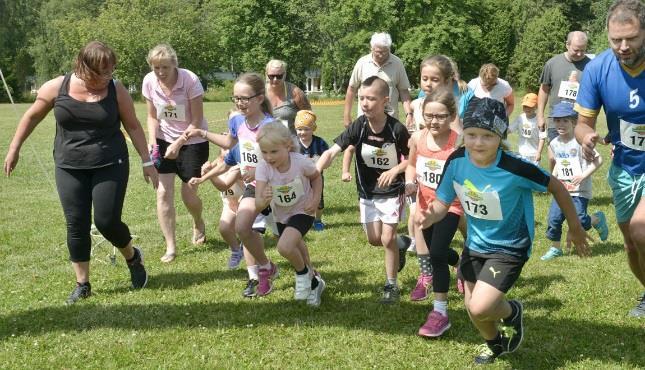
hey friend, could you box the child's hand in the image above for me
[188,177,203,186]
[377,168,398,188]
[201,161,214,176]
[183,128,202,139]
[261,185,273,205]
[341,171,352,182]
[570,175,583,186]
[566,226,592,257]
[304,196,318,215]
[242,167,255,183]
[415,204,435,229]
[164,143,180,159]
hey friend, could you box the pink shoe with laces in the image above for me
[418,310,451,338]
[257,262,279,296]
[410,273,433,301]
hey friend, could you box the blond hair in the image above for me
[265,59,287,73]
[146,44,178,68]
[257,121,295,150]
[479,63,499,80]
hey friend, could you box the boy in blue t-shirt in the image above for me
[294,110,329,231]
[418,97,590,365]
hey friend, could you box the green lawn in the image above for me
[0,101,643,369]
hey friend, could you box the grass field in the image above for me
[0,100,644,369]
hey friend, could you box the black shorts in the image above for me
[458,248,525,293]
[156,139,209,183]
[277,214,315,237]
[243,184,271,215]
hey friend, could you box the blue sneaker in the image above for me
[541,247,563,261]
[593,211,609,241]
[313,220,325,231]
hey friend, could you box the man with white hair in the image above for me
[343,32,413,128]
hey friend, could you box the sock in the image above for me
[126,248,139,264]
[247,265,259,280]
[418,254,432,276]
[77,281,91,287]
[311,276,319,290]
[486,332,503,353]
[296,266,309,275]
[504,301,518,324]
[260,262,272,270]
[314,218,321,223]
[231,244,241,252]
[386,278,397,287]
[433,300,448,316]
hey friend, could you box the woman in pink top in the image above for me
[405,87,463,337]
[255,122,325,306]
[142,44,208,263]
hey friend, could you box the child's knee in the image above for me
[467,300,496,321]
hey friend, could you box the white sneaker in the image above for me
[294,272,312,300]
[407,238,417,254]
[307,275,326,307]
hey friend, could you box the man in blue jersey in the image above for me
[575,0,645,318]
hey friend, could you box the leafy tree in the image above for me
[507,6,570,91]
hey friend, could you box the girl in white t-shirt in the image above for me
[254,122,326,306]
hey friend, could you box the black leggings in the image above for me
[422,212,460,294]
[55,162,132,262]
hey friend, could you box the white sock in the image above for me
[247,265,259,280]
[433,300,448,316]
[387,278,397,287]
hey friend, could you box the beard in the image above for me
[615,43,645,67]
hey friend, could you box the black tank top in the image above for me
[53,73,127,168]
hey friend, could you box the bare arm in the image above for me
[293,86,312,110]
[341,145,355,182]
[399,88,414,128]
[343,86,357,128]
[254,180,272,212]
[4,77,62,176]
[417,199,450,229]
[145,99,159,149]
[504,92,515,118]
[537,84,550,131]
[189,160,231,185]
[316,144,343,172]
[404,135,418,195]
[304,169,323,215]
[575,114,599,162]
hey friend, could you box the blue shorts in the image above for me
[607,163,645,223]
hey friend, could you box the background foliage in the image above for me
[0,0,614,102]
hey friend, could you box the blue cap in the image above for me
[550,102,577,118]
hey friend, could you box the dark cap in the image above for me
[463,97,508,138]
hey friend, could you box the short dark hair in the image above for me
[607,0,645,29]
[360,76,389,98]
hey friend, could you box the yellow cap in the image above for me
[294,110,317,131]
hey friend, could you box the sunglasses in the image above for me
[267,74,284,81]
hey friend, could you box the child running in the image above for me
[418,97,590,364]
[186,72,279,297]
[508,93,545,165]
[317,76,411,303]
[405,87,463,337]
[255,122,325,306]
[541,102,608,260]
[294,110,330,231]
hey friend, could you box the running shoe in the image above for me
[457,278,465,295]
[407,238,417,254]
[227,247,243,270]
[410,273,433,301]
[65,282,91,305]
[257,262,279,296]
[474,343,505,365]
[312,220,325,231]
[593,211,609,241]
[307,275,326,307]
[380,284,401,304]
[500,300,524,353]
[418,310,451,337]
[540,246,563,261]
[294,272,312,300]
[628,292,645,318]
[127,247,148,289]
[243,279,259,298]
[397,235,411,272]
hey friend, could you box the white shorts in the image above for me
[359,196,404,224]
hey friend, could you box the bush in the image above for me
[204,80,235,102]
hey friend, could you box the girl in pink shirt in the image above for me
[255,122,326,306]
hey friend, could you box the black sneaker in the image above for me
[380,284,400,304]
[243,279,259,298]
[474,343,504,365]
[66,282,91,305]
[397,235,411,272]
[127,247,148,289]
[500,300,524,353]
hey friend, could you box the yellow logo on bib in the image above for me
[425,160,441,171]
[276,185,292,194]
[561,159,571,167]
[463,179,483,201]
[166,105,176,111]
[242,142,255,151]
[373,148,387,156]
[633,125,645,135]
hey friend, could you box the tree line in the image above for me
[0,0,613,102]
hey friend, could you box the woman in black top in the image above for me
[4,41,158,304]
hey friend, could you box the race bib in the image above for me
[220,182,243,200]
[620,119,645,151]
[557,81,579,100]
[555,156,583,181]
[272,177,305,207]
[416,155,445,190]
[157,103,186,122]
[521,123,533,139]
[239,140,262,172]
[361,143,397,170]
[454,181,503,220]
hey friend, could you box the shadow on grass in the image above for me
[590,241,624,257]
[589,195,614,207]
[323,204,360,216]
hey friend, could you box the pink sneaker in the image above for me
[410,274,433,301]
[457,278,465,295]
[257,262,279,296]
[418,310,451,337]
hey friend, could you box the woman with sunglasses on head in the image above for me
[142,44,209,263]
[4,41,158,304]
[265,59,311,134]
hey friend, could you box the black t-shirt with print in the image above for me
[334,114,410,199]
